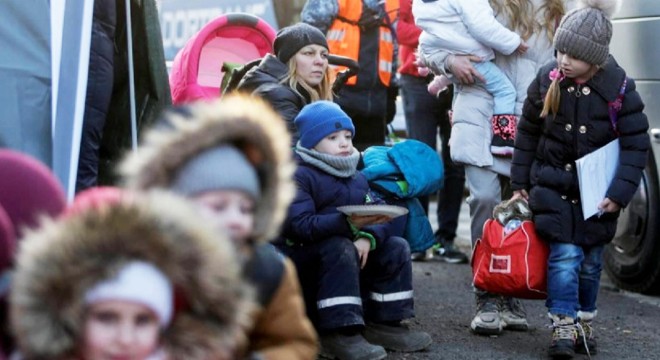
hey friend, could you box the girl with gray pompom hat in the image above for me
[509,0,650,358]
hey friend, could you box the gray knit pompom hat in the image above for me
[554,0,622,66]
[170,145,260,199]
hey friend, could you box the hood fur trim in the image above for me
[10,191,254,359]
[120,94,296,243]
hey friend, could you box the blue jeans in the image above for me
[399,74,466,243]
[546,242,605,318]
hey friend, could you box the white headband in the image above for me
[85,261,173,327]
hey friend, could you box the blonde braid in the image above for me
[540,78,561,118]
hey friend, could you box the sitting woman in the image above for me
[236,22,333,145]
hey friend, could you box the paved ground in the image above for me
[383,200,660,359]
[431,198,660,307]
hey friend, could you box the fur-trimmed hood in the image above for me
[10,191,254,359]
[120,94,296,244]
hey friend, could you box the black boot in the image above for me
[319,329,387,360]
[363,321,432,352]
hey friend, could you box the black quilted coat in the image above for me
[236,54,309,145]
[511,56,650,246]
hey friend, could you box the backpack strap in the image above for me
[608,77,627,136]
[221,58,262,95]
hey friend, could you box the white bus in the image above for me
[605,0,660,294]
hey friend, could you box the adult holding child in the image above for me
[417,0,576,335]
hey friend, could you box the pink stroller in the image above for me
[169,13,276,105]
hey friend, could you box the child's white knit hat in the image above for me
[85,261,173,327]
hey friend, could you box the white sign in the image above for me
[158,0,277,60]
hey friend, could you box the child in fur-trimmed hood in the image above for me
[9,191,254,360]
[120,94,318,360]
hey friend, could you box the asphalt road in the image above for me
[385,200,660,360]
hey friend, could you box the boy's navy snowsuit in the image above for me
[275,153,414,331]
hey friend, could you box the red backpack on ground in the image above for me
[471,218,549,299]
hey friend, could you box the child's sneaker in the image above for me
[576,311,597,355]
[548,314,578,359]
[410,248,433,261]
[433,242,468,264]
[471,293,503,335]
[500,297,529,331]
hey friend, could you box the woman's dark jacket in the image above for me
[511,56,650,246]
[236,54,308,145]
[276,154,400,248]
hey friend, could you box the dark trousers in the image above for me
[345,111,387,152]
[399,74,466,243]
[277,236,414,331]
[76,0,116,193]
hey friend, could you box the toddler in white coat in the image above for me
[413,0,528,116]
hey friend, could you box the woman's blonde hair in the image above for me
[490,0,566,42]
[284,58,333,102]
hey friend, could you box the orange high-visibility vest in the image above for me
[326,0,398,87]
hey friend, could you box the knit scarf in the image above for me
[295,146,360,178]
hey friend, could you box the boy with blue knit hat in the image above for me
[275,100,432,360]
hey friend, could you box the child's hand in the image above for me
[511,189,529,201]
[598,197,621,215]
[348,214,391,228]
[354,238,371,268]
[516,40,529,55]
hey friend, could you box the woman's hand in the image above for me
[511,189,529,201]
[446,54,485,84]
[354,238,371,269]
[598,197,621,215]
[348,214,392,228]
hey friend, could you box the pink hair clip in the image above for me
[549,68,564,82]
